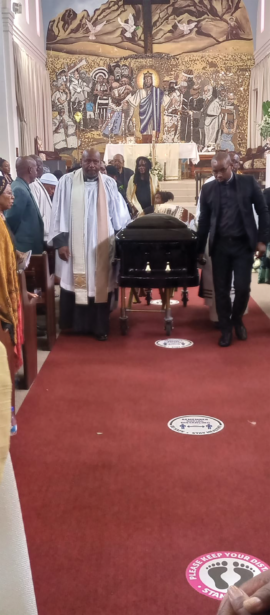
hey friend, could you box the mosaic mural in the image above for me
[44,0,254,157]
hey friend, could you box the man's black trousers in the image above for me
[211,236,254,333]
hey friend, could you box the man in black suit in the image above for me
[112,154,133,199]
[264,186,270,213]
[197,152,269,347]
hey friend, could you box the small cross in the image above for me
[124,0,170,54]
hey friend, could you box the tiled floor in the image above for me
[15,350,50,412]
[251,271,270,318]
[15,274,270,412]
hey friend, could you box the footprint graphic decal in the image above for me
[186,552,270,601]
[206,561,229,590]
[233,562,256,587]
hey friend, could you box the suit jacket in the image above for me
[197,174,269,255]
[5,178,44,254]
[116,167,134,196]
[264,188,270,215]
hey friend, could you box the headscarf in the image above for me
[40,173,59,186]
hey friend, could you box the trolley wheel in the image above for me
[120,318,128,336]
[146,290,152,306]
[182,288,189,307]
[165,321,172,336]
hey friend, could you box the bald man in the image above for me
[112,154,133,199]
[197,151,269,347]
[48,149,130,340]
[5,156,44,253]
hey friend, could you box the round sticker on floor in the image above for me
[186,552,270,601]
[168,416,224,435]
[155,339,193,349]
[151,299,179,306]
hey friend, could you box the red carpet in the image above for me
[11,290,270,615]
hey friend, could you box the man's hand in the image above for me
[197,253,207,266]
[58,246,70,262]
[217,570,270,615]
[256,242,266,258]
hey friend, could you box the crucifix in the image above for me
[124,0,170,54]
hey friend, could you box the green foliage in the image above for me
[262,101,270,117]
[259,101,270,139]
[148,154,164,180]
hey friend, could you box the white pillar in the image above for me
[266,153,270,188]
[0,4,19,176]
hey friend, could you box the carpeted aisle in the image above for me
[11,290,270,615]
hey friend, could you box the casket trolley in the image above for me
[116,214,199,335]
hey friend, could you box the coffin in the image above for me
[116,214,199,289]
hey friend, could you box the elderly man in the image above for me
[112,154,133,198]
[197,151,269,346]
[29,157,57,241]
[48,148,130,340]
[6,157,44,253]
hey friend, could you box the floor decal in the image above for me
[155,339,193,349]
[168,416,224,436]
[186,552,270,600]
[150,299,179,306]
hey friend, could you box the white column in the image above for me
[0,5,19,176]
[266,153,270,188]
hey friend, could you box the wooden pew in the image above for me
[25,252,56,350]
[19,271,38,389]
[0,322,15,408]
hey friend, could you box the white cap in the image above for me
[40,173,59,186]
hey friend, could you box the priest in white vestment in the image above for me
[29,157,57,241]
[48,149,130,340]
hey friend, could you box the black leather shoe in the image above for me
[96,334,108,341]
[219,332,232,347]
[235,323,247,341]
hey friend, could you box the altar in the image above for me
[104,143,199,178]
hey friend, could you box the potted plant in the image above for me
[259,101,270,144]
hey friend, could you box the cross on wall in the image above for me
[124,0,170,54]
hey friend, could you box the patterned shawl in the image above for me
[0,216,20,344]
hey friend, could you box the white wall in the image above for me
[255,0,270,63]
[0,0,47,172]
[3,0,46,63]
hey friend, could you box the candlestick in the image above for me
[121,114,125,144]
[190,111,193,143]
[108,112,112,144]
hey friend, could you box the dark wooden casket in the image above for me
[116,214,199,335]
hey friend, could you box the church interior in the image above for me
[1,0,270,614]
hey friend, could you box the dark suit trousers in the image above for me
[211,237,254,333]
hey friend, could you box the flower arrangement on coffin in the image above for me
[259,101,270,141]
[148,155,164,181]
